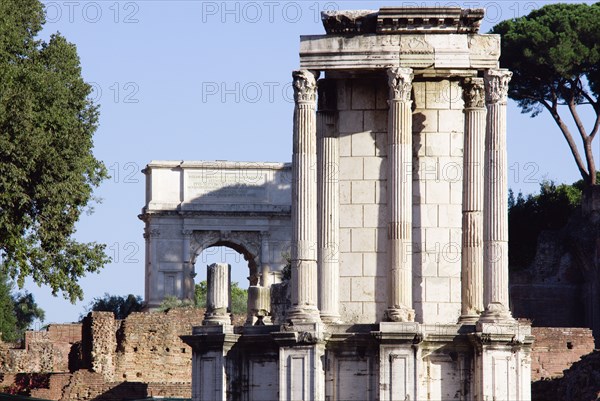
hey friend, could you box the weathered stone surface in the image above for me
[141,161,292,309]
[155,5,534,400]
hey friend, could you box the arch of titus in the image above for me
[143,7,534,400]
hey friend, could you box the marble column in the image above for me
[203,263,231,325]
[245,232,272,325]
[146,227,160,307]
[260,231,271,287]
[182,229,194,301]
[459,78,486,323]
[385,67,415,322]
[288,69,321,323]
[480,69,514,323]
[317,79,341,323]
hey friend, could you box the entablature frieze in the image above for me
[300,33,499,72]
[139,208,291,221]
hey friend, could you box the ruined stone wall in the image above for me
[509,208,600,345]
[531,327,595,381]
[83,312,118,381]
[113,308,203,383]
[0,324,82,374]
[55,371,191,401]
[1,309,204,400]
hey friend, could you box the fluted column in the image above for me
[203,263,231,326]
[480,69,514,323]
[459,78,486,323]
[385,67,415,322]
[288,69,321,323]
[317,79,341,323]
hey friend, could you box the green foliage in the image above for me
[0,0,109,302]
[82,293,144,320]
[0,273,18,342]
[157,296,194,312]
[230,282,248,315]
[492,3,600,185]
[508,180,583,269]
[194,280,248,315]
[194,280,207,308]
[0,272,44,342]
[492,3,600,111]
[13,292,45,335]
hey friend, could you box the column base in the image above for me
[385,306,415,322]
[203,313,232,326]
[478,302,514,324]
[287,306,322,324]
[320,312,343,324]
[458,312,480,325]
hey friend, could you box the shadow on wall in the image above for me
[183,179,292,286]
[144,162,293,306]
[509,206,600,346]
[89,382,148,401]
[532,350,600,401]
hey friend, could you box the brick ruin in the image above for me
[0,309,204,400]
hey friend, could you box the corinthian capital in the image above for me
[293,70,319,104]
[462,77,485,109]
[484,69,512,105]
[387,67,413,102]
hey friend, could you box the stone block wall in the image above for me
[530,327,595,381]
[337,76,389,323]
[336,76,464,324]
[411,79,464,324]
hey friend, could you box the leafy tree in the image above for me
[13,292,45,335]
[508,180,583,269]
[82,293,144,320]
[194,280,248,315]
[0,273,18,342]
[0,0,109,302]
[492,3,600,185]
[0,273,44,342]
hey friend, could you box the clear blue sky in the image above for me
[25,0,597,325]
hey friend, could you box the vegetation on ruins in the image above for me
[157,296,195,312]
[82,293,144,320]
[0,273,45,342]
[0,0,109,302]
[508,175,598,269]
[195,280,248,315]
[492,2,600,186]
[154,281,248,315]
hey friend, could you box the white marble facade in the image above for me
[141,161,292,311]
[146,6,534,400]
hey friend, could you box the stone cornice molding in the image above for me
[143,228,160,239]
[293,70,320,104]
[484,69,512,105]
[462,77,485,109]
[387,67,413,102]
[321,7,484,35]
